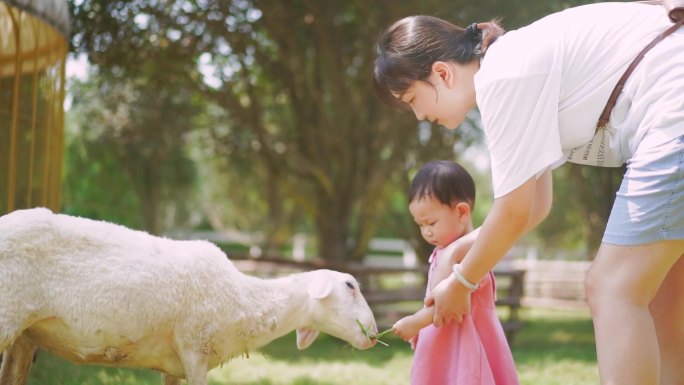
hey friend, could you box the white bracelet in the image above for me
[451,264,479,291]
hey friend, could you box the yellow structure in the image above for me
[0,0,69,214]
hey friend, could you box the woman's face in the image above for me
[409,195,470,248]
[395,61,478,129]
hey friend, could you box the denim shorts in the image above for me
[603,134,684,245]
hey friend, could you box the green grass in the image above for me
[511,308,599,385]
[24,308,598,385]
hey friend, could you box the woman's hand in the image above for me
[424,228,477,326]
[424,274,472,327]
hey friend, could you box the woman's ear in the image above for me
[430,61,454,87]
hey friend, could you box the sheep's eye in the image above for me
[345,281,355,290]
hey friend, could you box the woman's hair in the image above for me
[409,160,476,209]
[374,15,504,108]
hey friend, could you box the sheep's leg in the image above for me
[0,335,35,385]
[161,373,182,385]
[0,324,17,354]
[178,350,208,385]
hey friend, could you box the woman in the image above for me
[373,2,684,385]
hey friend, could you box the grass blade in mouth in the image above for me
[356,319,369,335]
[356,320,391,347]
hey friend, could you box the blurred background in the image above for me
[2,0,624,261]
[1,0,625,384]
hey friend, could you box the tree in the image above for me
[63,72,201,234]
[69,0,605,261]
[535,164,624,256]
[69,0,208,234]
[196,0,599,261]
[70,0,464,259]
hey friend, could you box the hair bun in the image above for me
[465,23,482,41]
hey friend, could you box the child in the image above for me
[392,160,519,385]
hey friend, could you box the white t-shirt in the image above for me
[474,2,684,198]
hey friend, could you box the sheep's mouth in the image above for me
[356,320,389,347]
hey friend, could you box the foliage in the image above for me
[62,73,201,234]
[535,164,624,256]
[66,0,611,259]
[192,0,466,261]
[61,108,144,229]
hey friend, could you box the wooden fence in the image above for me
[230,254,526,344]
[172,231,591,342]
[514,259,590,310]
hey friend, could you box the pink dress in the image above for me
[410,246,520,385]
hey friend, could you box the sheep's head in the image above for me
[297,269,377,350]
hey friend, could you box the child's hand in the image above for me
[409,335,418,350]
[392,314,423,342]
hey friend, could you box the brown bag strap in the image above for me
[597,7,684,129]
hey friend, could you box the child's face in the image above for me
[408,195,470,248]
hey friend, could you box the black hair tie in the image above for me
[465,23,481,40]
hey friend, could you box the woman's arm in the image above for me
[429,169,552,288]
[526,168,553,230]
[426,169,552,326]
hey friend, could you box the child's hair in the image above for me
[374,15,504,109]
[409,160,476,209]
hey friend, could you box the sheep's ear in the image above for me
[296,328,319,350]
[307,275,333,299]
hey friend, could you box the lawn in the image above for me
[24,308,598,385]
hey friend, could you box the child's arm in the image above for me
[392,305,434,341]
[392,231,483,341]
[392,233,479,341]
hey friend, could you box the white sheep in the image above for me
[0,208,377,385]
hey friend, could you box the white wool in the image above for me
[0,208,376,385]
